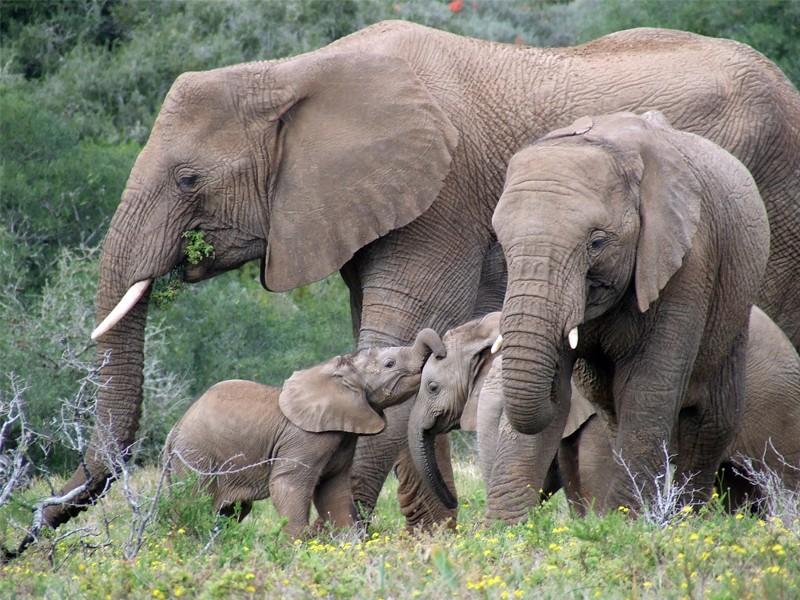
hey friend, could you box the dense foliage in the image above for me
[1,0,798,470]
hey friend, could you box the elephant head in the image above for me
[408,312,500,508]
[279,328,445,434]
[493,111,702,435]
[47,48,458,527]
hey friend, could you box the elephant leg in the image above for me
[558,433,584,515]
[269,463,321,539]
[350,399,411,519]
[314,468,358,530]
[486,400,568,524]
[349,218,489,529]
[572,415,616,514]
[674,335,747,507]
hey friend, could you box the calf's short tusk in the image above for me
[91,279,152,341]
[491,334,503,354]
[568,327,579,350]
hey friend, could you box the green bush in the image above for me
[150,265,354,397]
[0,85,139,293]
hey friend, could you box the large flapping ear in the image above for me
[262,50,459,291]
[572,111,702,313]
[278,358,385,434]
[562,382,597,438]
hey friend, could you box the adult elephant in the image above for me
[45,21,800,530]
[493,111,771,510]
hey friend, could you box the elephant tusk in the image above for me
[91,279,151,341]
[568,327,579,350]
[491,334,503,354]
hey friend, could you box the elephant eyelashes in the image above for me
[384,358,396,368]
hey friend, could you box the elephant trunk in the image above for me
[408,403,458,509]
[43,197,155,528]
[501,250,583,436]
[412,327,446,361]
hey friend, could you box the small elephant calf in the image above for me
[163,329,444,538]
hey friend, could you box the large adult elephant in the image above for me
[45,21,800,529]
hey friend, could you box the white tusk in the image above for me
[491,334,503,354]
[568,327,579,350]
[91,279,151,341]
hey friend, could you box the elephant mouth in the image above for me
[182,260,216,282]
[385,372,422,405]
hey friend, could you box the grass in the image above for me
[1,461,798,599]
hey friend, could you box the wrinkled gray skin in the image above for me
[163,329,443,538]
[561,307,800,515]
[495,111,771,512]
[49,21,800,531]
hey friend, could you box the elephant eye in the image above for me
[588,231,609,254]
[384,358,396,368]
[177,174,199,192]
[427,381,439,393]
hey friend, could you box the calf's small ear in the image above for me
[279,358,385,434]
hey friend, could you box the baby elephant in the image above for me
[164,328,444,538]
[409,311,578,520]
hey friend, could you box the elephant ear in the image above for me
[263,50,459,291]
[449,312,501,431]
[460,351,499,431]
[278,357,385,434]
[577,111,701,313]
[632,123,702,312]
[562,383,597,439]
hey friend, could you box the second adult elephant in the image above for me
[46,21,800,531]
[494,111,770,511]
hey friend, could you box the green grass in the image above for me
[2,461,798,599]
